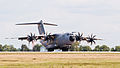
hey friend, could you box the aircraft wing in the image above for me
[18,36,44,40]
[36,36,45,39]
[18,37,28,40]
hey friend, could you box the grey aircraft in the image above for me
[16,20,102,51]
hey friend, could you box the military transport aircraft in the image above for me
[16,20,102,51]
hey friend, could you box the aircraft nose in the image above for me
[69,36,75,42]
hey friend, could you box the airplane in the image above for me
[16,20,102,51]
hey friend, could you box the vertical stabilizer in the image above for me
[38,20,45,35]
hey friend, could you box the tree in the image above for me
[21,44,29,51]
[79,45,83,51]
[33,44,42,51]
[0,44,2,51]
[99,45,110,51]
[2,45,10,51]
[9,45,17,51]
[2,45,17,51]
[17,48,21,51]
[81,46,92,51]
[115,46,120,51]
[93,45,100,51]
[69,42,79,51]
[111,47,115,51]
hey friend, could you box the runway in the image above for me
[0,52,120,68]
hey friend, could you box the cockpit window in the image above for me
[66,33,73,36]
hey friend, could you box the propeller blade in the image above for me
[46,32,48,36]
[93,40,96,44]
[32,41,35,45]
[34,33,35,36]
[93,35,96,38]
[78,32,80,36]
[30,33,32,36]
[81,33,83,37]
[91,34,93,38]
[86,34,102,45]
[91,42,93,45]
[49,33,51,35]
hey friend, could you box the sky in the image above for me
[0,0,120,48]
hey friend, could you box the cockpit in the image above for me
[66,33,73,36]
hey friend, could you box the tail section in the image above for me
[38,20,45,35]
[16,20,57,35]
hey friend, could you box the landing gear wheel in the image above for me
[48,48,54,52]
[62,47,68,51]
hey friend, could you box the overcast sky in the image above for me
[0,0,120,48]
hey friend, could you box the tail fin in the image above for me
[16,20,57,35]
[38,20,45,35]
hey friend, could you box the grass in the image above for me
[0,52,120,68]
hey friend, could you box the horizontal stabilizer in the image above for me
[43,23,58,26]
[16,23,41,25]
[16,20,57,35]
[16,23,58,26]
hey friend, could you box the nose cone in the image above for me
[69,36,75,42]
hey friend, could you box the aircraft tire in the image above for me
[48,48,54,52]
[62,47,68,51]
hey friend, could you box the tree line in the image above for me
[0,44,42,51]
[70,42,120,51]
[0,43,120,51]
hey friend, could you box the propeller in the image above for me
[44,33,55,44]
[75,32,83,41]
[86,34,102,45]
[27,33,38,46]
